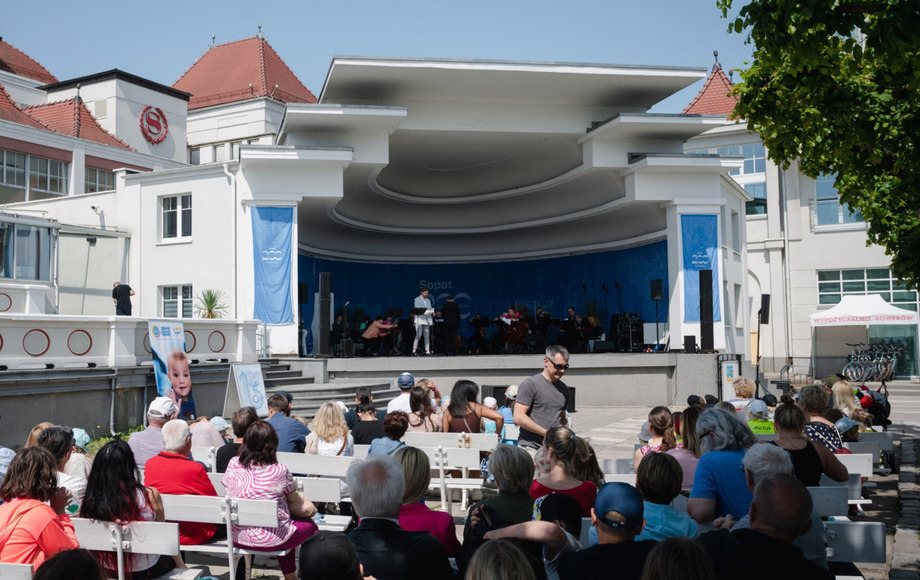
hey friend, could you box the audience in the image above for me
[368,412,409,456]
[351,399,387,445]
[634,407,676,472]
[799,385,844,452]
[465,538,537,580]
[24,422,54,448]
[216,406,259,473]
[298,531,364,580]
[344,387,387,429]
[635,453,697,541]
[831,379,859,418]
[81,440,182,577]
[64,428,93,480]
[0,447,79,567]
[640,537,716,580]
[696,473,833,579]
[465,444,536,541]
[481,397,499,434]
[127,397,178,467]
[393,446,460,556]
[306,402,354,456]
[188,416,227,448]
[386,373,416,414]
[443,380,504,436]
[33,548,105,580]
[728,377,756,419]
[666,406,701,489]
[498,385,518,444]
[266,393,311,453]
[772,395,847,486]
[143,419,223,545]
[406,386,440,433]
[529,426,601,516]
[745,400,775,435]
[557,482,657,580]
[222,420,318,580]
[37,425,86,513]
[345,455,453,580]
[687,408,755,523]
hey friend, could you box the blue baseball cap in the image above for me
[594,482,644,530]
[397,372,415,389]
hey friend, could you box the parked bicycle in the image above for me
[841,343,901,383]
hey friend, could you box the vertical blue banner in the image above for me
[252,207,293,324]
[681,214,721,322]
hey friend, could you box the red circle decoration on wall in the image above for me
[143,332,152,354]
[208,331,226,353]
[139,106,168,144]
[0,333,4,353]
[184,331,196,353]
[0,293,11,312]
[23,329,50,357]
[67,329,93,356]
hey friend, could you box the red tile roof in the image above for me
[173,36,316,110]
[0,39,57,84]
[682,62,738,117]
[24,98,134,150]
[0,82,48,129]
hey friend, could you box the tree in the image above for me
[194,289,229,319]
[717,0,920,287]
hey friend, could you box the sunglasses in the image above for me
[548,361,570,371]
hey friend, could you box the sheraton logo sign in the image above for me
[139,106,168,144]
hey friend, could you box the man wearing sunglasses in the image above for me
[514,345,571,455]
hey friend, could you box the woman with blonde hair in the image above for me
[667,406,702,489]
[465,538,537,580]
[305,402,353,456]
[831,380,860,418]
[394,446,460,556]
[634,406,677,472]
[529,425,602,516]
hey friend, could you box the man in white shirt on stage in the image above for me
[412,286,434,355]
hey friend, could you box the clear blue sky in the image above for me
[4,0,753,113]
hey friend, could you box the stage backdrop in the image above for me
[298,242,668,337]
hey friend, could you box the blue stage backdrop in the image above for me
[298,241,668,336]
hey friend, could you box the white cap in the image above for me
[483,396,497,409]
[148,396,178,419]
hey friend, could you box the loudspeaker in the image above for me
[298,283,310,304]
[684,335,697,353]
[759,294,771,324]
[650,279,663,301]
[341,338,354,358]
[699,270,714,351]
[318,273,332,357]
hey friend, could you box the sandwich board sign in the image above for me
[224,363,269,417]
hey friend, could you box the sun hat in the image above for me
[72,428,91,452]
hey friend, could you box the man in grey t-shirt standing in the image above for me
[514,345,570,452]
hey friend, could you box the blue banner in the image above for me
[298,241,669,336]
[681,214,721,322]
[252,207,293,324]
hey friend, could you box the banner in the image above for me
[681,214,721,322]
[252,207,294,324]
[148,320,195,420]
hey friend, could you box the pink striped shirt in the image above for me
[221,458,296,548]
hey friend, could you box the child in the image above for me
[167,348,196,421]
[481,397,498,434]
[634,452,697,541]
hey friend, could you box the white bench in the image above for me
[277,452,358,477]
[807,485,849,517]
[599,458,633,475]
[825,520,887,563]
[159,494,286,580]
[403,432,497,451]
[0,563,32,580]
[190,446,217,472]
[295,476,346,504]
[353,444,370,458]
[859,431,894,452]
[835,453,873,480]
[72,518,202,580]
[603,473,637,485]
[843,442,880,463]
[502,424,520,442]
[416,446,483,511]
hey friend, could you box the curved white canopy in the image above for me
[810,294,919,327]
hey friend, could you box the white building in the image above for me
[0,36,754,359]
[683,57,918,379]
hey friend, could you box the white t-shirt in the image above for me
[387,391,412,414]
[317,434,354,456]
[57,470,87,512]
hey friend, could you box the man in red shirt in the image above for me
[144,419,225,544]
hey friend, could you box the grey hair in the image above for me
[346,455,405,517]
[489,444,534,494]
[697,408,755,453]
[545,344,570,362]
[161,419,190,452]
[742,442,793,483]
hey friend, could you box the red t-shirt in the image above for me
[144,451,219,545]
[529,479,597,517]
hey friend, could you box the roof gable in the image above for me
[24,98,134,150]
[0,39,57,84]
[0,82,48,129]
[173,36,316,110]
[682,61,738,117]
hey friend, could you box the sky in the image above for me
[4,0,754,113]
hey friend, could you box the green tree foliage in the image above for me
[718,0,920,287]
[194,289,229,319]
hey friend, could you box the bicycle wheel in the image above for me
[842,362,863,382]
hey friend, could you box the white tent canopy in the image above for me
[810,294,919,327]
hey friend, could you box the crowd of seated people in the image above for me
[0,370,882,580]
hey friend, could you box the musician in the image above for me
[412,286,434,356]
[440,295,461,356]
[362,316,394,356]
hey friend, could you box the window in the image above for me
[814,173,863,226]
[715,143,767,215]
[0,221,53,281]
[85,167,115,193]
[189,148,200,165]
[162,194,192,240]
[0,149,68,201]
[744,183,767,216]
[162,285,193,318]
[817,269,917,311]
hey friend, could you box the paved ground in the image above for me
[186,380,920,579]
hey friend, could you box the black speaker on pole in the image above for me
[650,279,663,301]
[759,294,771,324]
[683,335,697,353]
[318,273,331,357]
[699,269,714,351]
[298,283,310,304]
